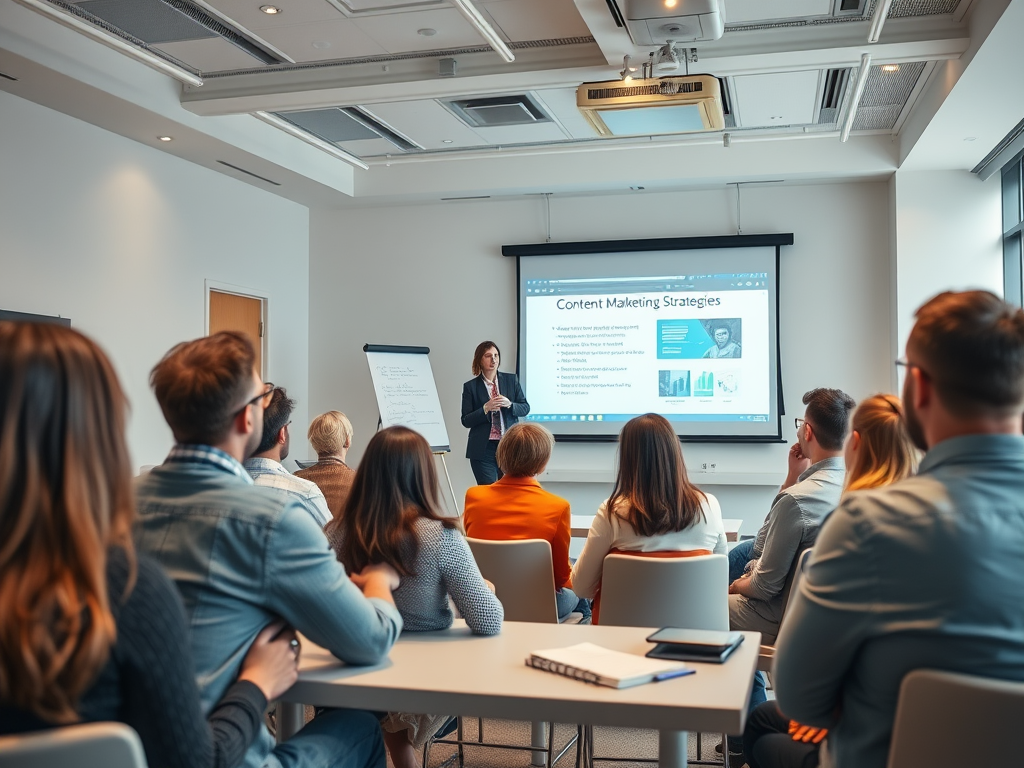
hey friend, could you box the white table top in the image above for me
[286,621,759,735]
[570,516,743,541]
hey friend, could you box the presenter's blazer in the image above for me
[461,371,530,459]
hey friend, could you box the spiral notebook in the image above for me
[525,642,694,689]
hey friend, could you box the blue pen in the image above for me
[654,668,695,682]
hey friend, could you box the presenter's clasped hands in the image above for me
[484,395,511,413]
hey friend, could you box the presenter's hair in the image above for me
[255,387,295,455]
[327,426,455,577]
[909,290,1024,416]
[844,394,918,494]
[608,414,707,537]
[0,322,135,724]
[150,331,257,446]
[801,388,856,451]
[308,411,354,456]
[471,341,500,376]
[497,422,554,477]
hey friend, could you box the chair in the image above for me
[887,669,1024,768]
[423,538,581,768]
[593,553,731,768]
[0,722,147,768]
[757,547,812,674]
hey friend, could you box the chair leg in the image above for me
[722,734,730,768]
[696,731,702,760]
[547,721,556,768]
[532,721,548,767]
[423,736,432,768]
[457,717,465,768]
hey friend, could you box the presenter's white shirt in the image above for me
[570,494,727,599]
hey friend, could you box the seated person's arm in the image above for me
[773,503,873,728]
[266,501,402,665]
[731,495,802,601]
[441,529,504,635]
[569,505,614,599]
[553,502,572,589]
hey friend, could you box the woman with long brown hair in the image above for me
[0,322,297,768]
[570,413,727,619]
[327,426,502,768]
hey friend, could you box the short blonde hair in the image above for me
[496,422,554,478]
[308,411,353,456]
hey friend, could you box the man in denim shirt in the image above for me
[136,331,403,768]
[775,291,1024,768]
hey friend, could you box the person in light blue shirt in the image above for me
[774,290,1024,768]
[244,386,331,528]
[136,331,403,768]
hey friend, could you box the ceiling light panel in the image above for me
[732,70,821,128]
[352,8,498,53]
[722,0,831,23]
[852,60,925,130]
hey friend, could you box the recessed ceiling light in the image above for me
[260,5,281,14]
[442,139,453,144]
[881,64,899,73]
[417,28,437,36]
[158,136,173,142]
[664,0,677,7]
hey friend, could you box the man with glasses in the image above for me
[774,291,1024,768]
[244,386,331,528]
[136,331,402,768]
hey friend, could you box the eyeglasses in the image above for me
[235,382,276,418]
[794,417,806,431]
[895,357,929,378]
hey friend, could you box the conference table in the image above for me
[278,621,759,768]
[570,516,744,542]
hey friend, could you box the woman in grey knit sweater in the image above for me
[327,426,503,768]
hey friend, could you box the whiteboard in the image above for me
[365,346,450,452]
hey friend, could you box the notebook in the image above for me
[644,628,745,664]
[525,642,694,689]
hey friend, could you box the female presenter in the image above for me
[461,341,530,485]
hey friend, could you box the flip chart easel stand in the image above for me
[435,451,460,516]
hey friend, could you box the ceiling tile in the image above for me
[530,88,599,140]
[723,0,832,23]
[479,0,590,42]
[360,100,489,149]
[470,121,571,145]
[336,137,405,156]
[155,38,268,71]
[732,70,821,127]
[255,18,387,61]
[201,0,344,32]
[353,8,501,53]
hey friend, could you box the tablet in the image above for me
[643,628,745,664]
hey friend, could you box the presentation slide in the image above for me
[515,244,783,440]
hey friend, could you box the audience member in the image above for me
[295,410,356,519]
[570,413,726,623]
[327,426,503,768]
[775,291,1024,768]
[464,422,587,621]
[243,387,331,528]
[136,331,403,768]
[742,393,918,768]
[0,323,297,768]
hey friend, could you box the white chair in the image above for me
[0,722,147,768]
[887,669,1024,768]
[425,538,580,768]
[595,553,730,768]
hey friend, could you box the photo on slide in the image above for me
[700,319,743,359]
[716,371,740,396]
[694,371,715,397]
[658,370,691,397]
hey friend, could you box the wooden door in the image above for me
[209,290,264,377]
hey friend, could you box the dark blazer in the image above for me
[461,371,530,459]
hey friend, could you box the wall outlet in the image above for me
[700,462,718,472]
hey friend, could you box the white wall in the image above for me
[309,181,893,530]
[0,91,311,469]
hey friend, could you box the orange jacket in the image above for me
[463,476,572,590]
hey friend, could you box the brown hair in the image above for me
[308,411,353,456]
[471,341,500,377]
[802,387,856,451]
[844,394,918,494]
[607,414,707,537]
[909,290,1024,417]
[496,422,554,477]
[327,427,454,577]
[150,331,257,446]
[0,322,135,724]
[255,387,295,455]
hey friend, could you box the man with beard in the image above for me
[244,387,331,528]
[773,291,1024,768]
[136,331,403,768]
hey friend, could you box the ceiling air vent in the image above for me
[273,107,421,151]
[446,95,551,128]
[818,67,851,125]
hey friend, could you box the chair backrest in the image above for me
[887,669,1024,768]
[0,722,148,768]
[777,545,812,622]
[466,538,557,623]
[599,554,729,631]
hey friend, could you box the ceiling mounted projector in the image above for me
[624,0,724,46]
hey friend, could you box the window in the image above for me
[1003,153,1024,306]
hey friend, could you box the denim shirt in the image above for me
[135,446,403,768]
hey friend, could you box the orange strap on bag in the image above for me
[591,548,713,624]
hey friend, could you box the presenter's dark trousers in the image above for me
[742,701,820,768]
[469,440,503,485]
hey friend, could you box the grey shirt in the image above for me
[742,457,845,623]
[774,434,1024,768]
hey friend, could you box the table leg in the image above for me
[531,721,547,766]
[277,703,305,743]
[658,730,688,768]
